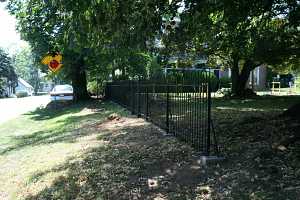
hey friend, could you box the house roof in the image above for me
[18,78,33,89]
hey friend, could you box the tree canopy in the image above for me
[174,0,300,95]
[12,46,41,92]
[7,0,171,100]
[7,0,300,98]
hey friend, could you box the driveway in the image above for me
[0,95,50,124]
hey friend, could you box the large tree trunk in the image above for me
[71,57,90,102]
[282,103,300,119]
[231,54,240,94]
[231,59,256,97]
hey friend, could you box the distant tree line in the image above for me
[12,46,41,93]
[0,48,17,97]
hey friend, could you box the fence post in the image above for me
[206,74,212,156]
[131,81,135,115]
[166,80,170,134]
[104,83,108,99]
[137,78,141,117]
[146,86,149,120]
[105,83,110,100]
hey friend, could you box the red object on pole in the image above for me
[49,60,60,70]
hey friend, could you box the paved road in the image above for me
[0,95,50,124]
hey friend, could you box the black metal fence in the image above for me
[105,69,220,155]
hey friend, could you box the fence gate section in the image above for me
[105,69,220,156]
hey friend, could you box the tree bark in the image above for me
[231,54,239,94]
[231,59,256,97]
[71,57,90,102]
[281,103,300,119]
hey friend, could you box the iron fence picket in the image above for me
[105,70,220,155]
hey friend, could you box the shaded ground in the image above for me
[0,97,300,199]
[24,116,206,200]
[211,110,300,199]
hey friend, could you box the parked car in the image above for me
[16,90,29,98]
[50,84,73,101]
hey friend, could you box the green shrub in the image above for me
[209,73,219,92]
[157,70,220,92]
[87,81,103,95]
[219,77,231,88]
[16,91,28,98]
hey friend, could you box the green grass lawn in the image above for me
[212,95,300,111]
[0,101,127,199]
[0,97,299,200]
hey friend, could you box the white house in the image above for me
[15,78,34,96]
[247,66,268,90]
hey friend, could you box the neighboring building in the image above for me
[247,65,268,90]
[214,65,268,90]
[213,68,231,79]
[165,53,268,90]
[15,78,34,96]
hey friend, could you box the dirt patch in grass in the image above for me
[24,116,208,200]
[21,108,300,200]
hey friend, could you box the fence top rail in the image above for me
[106,78,211,82]
[105,69,212,83]
[107,83,209,87]
[164,67,212,72]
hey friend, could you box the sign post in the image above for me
[41,52,63,106]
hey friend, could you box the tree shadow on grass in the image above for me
[14,106,300,200]
[0,113,106,155]
[24,100,105,121]
[212,95,300,112]
[7,99,300,199]
[24,118,209,200]
[0,101,124,155]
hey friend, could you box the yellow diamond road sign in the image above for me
[41,53,63,72]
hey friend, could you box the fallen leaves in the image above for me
[107,113,121,121]
[7,100,299,200]
[277,145,288,151]
[209,108,300,199]
[148,179,159,189]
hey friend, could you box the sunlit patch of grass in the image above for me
[212,95,300,112]
[0,100,127,199]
